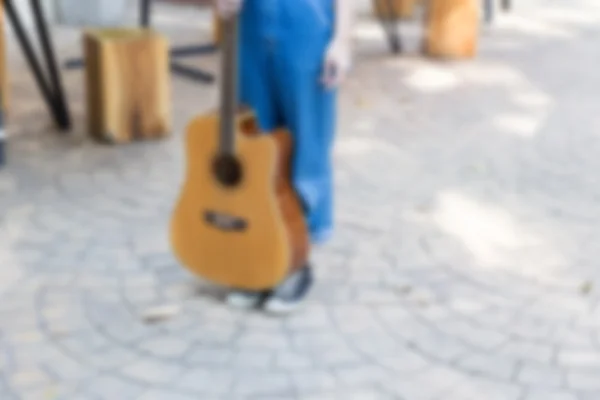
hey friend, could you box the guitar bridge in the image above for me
[203,210,248,232]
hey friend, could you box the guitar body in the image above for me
[423,0,479,59]
[169,110,309,290]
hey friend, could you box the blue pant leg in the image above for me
[237,30,278,131]
[273,36,337,245]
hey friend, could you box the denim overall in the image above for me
[238,0,336,244]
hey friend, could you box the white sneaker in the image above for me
[263,265,313,315]
[225,290,269,310]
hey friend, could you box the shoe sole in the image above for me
[225,293,268,310]
[262,298,307,315]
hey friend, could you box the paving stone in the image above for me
[56,333,112,356]
[285,306,332,331]
[517,361,565,388]
[497,341,555,363]
[236,333,291,350]
[137,336,190,358]
[557,348,600,368]
[42,353,94,382]
[579,391,600,400]
[551,327,596,347]
[523,389,578,400]
[86,347,138,370]
[410,331,471,362]
[121,359,184,384]
[85,375,146,399]
[291,332,343,353]
[456,352,518,380]
[274,352,314,370]
[334,365,390,386]
[184,324,238,346]
[310,345,363,367]
[175,368,234,395]
[232,372,294,397]
[566,370,600,391]
[231,350,274,370]
[185,346,235,366]
[9,345,60,372]
[102,322,157,344]
[137,390,206,400]
[442,320,509,350]
[9,368,52,390]
[444,376,523,400]
[7,331,46,346]
[291,371,338,393]
[23,384,75,400]
[377,351,433,374]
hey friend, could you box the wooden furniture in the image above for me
[213,11,221,45]
[423,0,479,59]
[373,0,422,19]
[85,28,171,144]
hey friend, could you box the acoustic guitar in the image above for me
[169,14,309,290]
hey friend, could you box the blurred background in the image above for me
[1,0,600,399]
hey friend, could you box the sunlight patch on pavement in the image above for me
[429,190,564,276]
[403,66,461,93]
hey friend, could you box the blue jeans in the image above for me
[238,0,337,244]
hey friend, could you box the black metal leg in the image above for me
[4,0,70,130]
[501,0,511,11]
[169,44,218,58]
[169,61,215,83]
[141,0,215,82]
[484,0,494,23]
[380,0,402,54]
[140,0,151,27]
[30,0,71,129]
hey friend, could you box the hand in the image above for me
[321,36,352,89]
[214,0,243,18]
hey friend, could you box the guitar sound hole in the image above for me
[213,154,243,187]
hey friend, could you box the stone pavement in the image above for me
[2,1,600,399]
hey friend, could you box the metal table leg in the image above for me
[379,0,402,54]
[141,0,216,83]
[30,0,70,128]
[484,0,494,23]
[3,0,71,130]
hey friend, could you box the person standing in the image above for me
[214,0,354,314]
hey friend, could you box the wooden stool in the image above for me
[423,0,479,59]
[212,12,222,45]
[84,28,171,144]
[373,0,422,20]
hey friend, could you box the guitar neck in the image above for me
[218,16,239,155]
